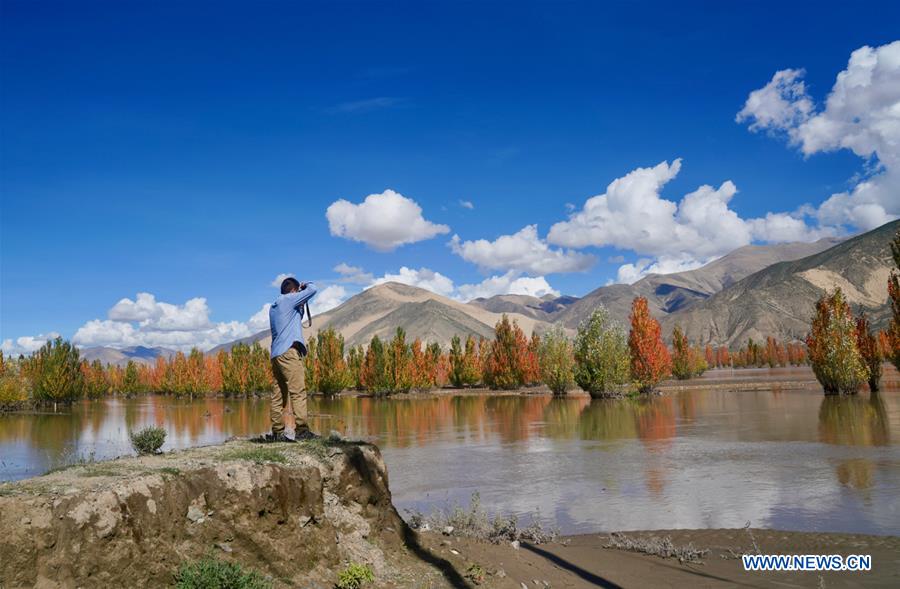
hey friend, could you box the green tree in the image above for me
[539,325,575,396]
[221,343,251,395]
[807,289,867,395]
[28,337,84,406]
[248,342,272,393]
[573,306,630,398]
[317,328,350,395]
[347,344,365,390]
[122,360,143,396]
[671,325,707,380]
[388,327,413,393]
[448,335,465,388]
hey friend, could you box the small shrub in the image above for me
[407,492,559,545]
[130,426,166,455]
[605,532,709,564]
[464,563,486,585]
[175,555,271,589]
[335,563,374,589]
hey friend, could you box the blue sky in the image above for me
[2,1,899,353]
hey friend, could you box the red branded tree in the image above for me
[628,297,671,393]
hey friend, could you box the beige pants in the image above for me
[270,347,308,434]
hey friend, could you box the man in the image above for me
[268,276,317,442]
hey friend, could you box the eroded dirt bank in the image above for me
[0,439,465,588]
[2,439,899,589]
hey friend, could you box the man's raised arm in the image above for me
[285,283,317,309]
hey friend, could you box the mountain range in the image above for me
[82,219,898,363]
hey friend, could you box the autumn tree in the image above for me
[465,336,483,386]
[524,333,542,386]
[574,306,630,397]
[316,328,350,395]
[855,314,882,393]
[539,325,574,396]
[81,359,110,399]
[426,342,446,388]
[411,338,434,391]
[483,315,529,390]
[186,348,208,396]
[807,289,866,395]
[169,352,190,396]
[628,297,671,394]
[205,354,222,393]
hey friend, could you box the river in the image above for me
[1,370,898,536]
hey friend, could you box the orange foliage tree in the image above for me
[483,315,529,390]
[628,297,671,393]
[855,314,882,393]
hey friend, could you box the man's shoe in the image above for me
[294,429,321,441]
[269,431,297,443]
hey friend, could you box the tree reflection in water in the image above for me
[819,393,890,492]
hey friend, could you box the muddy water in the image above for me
[1,374,899,535]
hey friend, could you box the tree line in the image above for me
[2,229,898,407]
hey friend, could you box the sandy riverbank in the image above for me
[416,528,900,588]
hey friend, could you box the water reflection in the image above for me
[818,394,890,446]
[1,386,899,535]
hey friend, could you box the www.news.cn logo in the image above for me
[742,554,872,572]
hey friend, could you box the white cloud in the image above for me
[1,332,61,356]
[547,160,761,258]
[314,285,349,313]
[456,272,559,300]
[108,292,212,331]
[367,265,558,302]
[247,304,271,332]
[271,273,293,287]
[370,266,456,298]
[546,159,837,284]
[326,189,450,251]
[334,262,374,284]
[459,199,474,209]
[615,257,706,285]
[737,41,900,231]
[449,225,595,274]
[735,68,814,133]
[68,293,266,352]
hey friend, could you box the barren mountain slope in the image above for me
[555,238,843,329]
[661,220,898,345]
